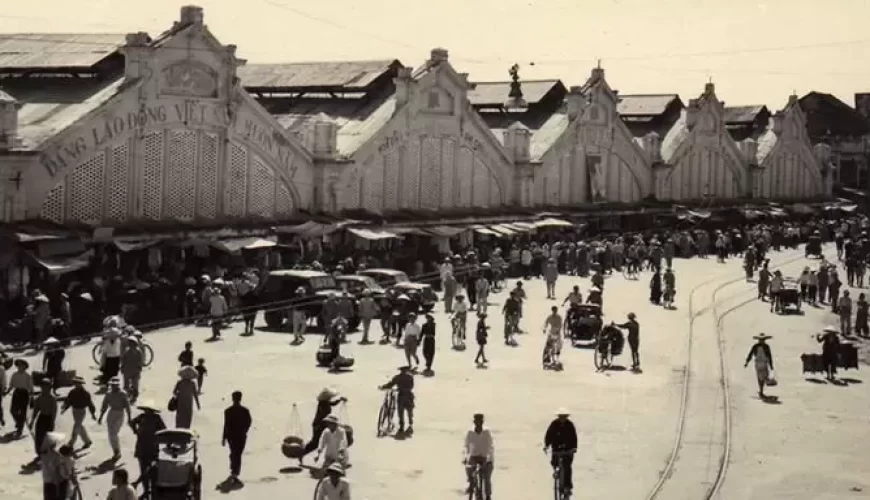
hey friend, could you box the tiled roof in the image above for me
[239,60,400,90]
[467,80,565,107]
[617,94,680,116]
[2,76,127,150]
[0,34,125,70]
[264,92,396,157]
[724,105,767,124]
[799,91,870,139]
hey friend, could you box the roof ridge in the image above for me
[243,59,398,67]
[471,79,561,84]
[618,93,678,97]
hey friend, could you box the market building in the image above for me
[0,4,836,236]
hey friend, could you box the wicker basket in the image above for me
[281,436,305,459]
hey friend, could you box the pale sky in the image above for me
[3,0,870,110]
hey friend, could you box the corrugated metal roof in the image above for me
[756,129,778,164]
[483,110,570,162]
[267,92,396,156]
[238,60,399,89]
[4,76,127,149]
[0,89,15,101]
[617,94,680,116]
[0,34,125,69]
[661,112,690,163]
[724,105,767,124]
[467,80,564,106]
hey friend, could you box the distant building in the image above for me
[0,5,834,235]
[799,91,870,189]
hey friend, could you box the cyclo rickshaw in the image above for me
[805,232,822,258]
[594,323,625,370]
[564,303,603,346]
[776,278,801,314]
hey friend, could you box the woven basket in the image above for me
[281,436,305,459]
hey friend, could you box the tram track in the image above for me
[644,251,809,500]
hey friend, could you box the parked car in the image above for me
[358,268,438,313]
[335,275,388,299]
[258,270,359,330]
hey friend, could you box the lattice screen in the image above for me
[40,183,65,223]
[141,132,164,220]
[106,141,130,222]
[383,149,399,211]
[420,137,441,210]
[198,133,219,219]
[67,152,105,224]
[276,182,293,216]
[472,158,490,207]
[248,155,275,218]
[402,139,420,209]
[224,143,248,217]
[164,130,197,221]
[456,146,473,207]
[441,139,455,208]
[362,157,383,212]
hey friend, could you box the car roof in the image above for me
[268,270,331,279]
[335,275,369,281]
[362,268,404,275]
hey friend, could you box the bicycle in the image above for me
[376,388,397,437]
[546,448,576,500]
[466,460,487,500]
[92,339,155,367]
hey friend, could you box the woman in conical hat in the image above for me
[744,333,774,398]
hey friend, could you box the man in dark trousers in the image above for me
[544,408,578,498]
[222,391,252,485]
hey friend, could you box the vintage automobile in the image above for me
[358,268,438,312]
[258,270,359,330]
[335,275,388,299]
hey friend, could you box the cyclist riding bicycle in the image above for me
[562,286,583,308]
[378,365,415,434]
[544,408,578,498]
[463,413,494,500]
[452,295,469,341]
[502,291,520,344]
[543,306,563,367]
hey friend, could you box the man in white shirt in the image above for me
[464,413,494,500]
[316,463,351,500]
[315,415,348,469]
[452,296,469,340]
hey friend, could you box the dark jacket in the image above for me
[545,419,578,451]
[223,404,252,441]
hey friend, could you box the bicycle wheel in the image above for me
[142,344,155,367]
[312,477,327,500]
[377,402,389,436]
[553,464,562,500]
[91,343,101,365]
[593,336,604,370]
[474,466,485,500]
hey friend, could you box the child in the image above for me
[177,342,194,367]
[195,358,207,394]
[57,444,76,499]
[107,468,137,500]
[474,313,489,365]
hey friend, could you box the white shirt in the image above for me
[317,427,348,459]
[405,322,421,339]
[464,428,494,461]
[454,301,468,314]
[316,478,351,500]
[102,338,121,358]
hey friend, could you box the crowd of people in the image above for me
[0,213,867,500]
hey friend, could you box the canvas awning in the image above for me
[423,226,467,238]
[274,221,340,237]
[534,218,573,228]
[26,250,94,275]
[347,228,400,240]
[507,222,536,232]
[13,232,63,243]
[213,237,278,252]
[114,241,159,252]
[471,225,498,235]
[489,224,516,235]
[388,227,430,236]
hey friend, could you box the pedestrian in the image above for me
[209,285,228,340]
[816,326,840,381]
[617,312,641,370]
[757,263,770,300]
[544,258,558,299]
[177,341,194,367]
[357,290,379,344]
[421,314,436,373]
[100,327,123,385]
[314,414,348,471]
[129,400,166,496]
[7,358,33,436]
[290,287,308,344]
[61,376,95,449]
[315,463,351,500]
[0,355,8,427]
[39,432,68,500]
[744,333,775,398]
[443,272,457,313]
[172,366,201,429]
[403,313,421,368]
[41,337,65,395]
[106,468,137,500]
[475,313,489,365]
[120,337,144,401]
[30,380,58,460]
[195,358,208,394]
[837,290,852,335]
[856,293,869,338]
[222,391,252,485]
[239,279,258,336]
[98,377,132,459]
[544,409,578,498]
[302,388,347,457]
[476,273,490,314]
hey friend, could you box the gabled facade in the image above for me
[659,83,749,200]
[532,68,653,205]
[3,6,313,227]
[335,49,516,213]
[752,95,831,198]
